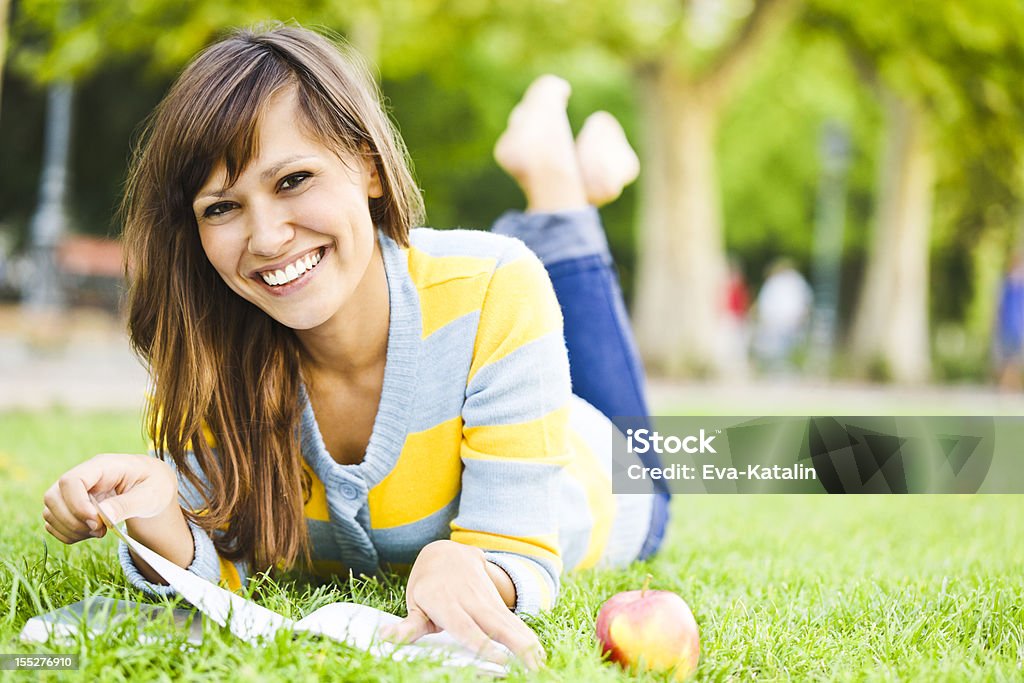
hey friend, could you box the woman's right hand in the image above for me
[42,454,178,544]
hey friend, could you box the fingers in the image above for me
[58,471,104,528]
[42,481,95,544]
[401,593,540,671]
[474,606,546,670]
[41,453,174,544]
[433,608,512,667]
[379,608,435,644]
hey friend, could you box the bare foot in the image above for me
[494,75,588,213]
[576,111,640,207]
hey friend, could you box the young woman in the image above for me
[41,24,669,668]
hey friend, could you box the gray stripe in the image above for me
[463,331,571,428]
[454,459,562,538]
[406,312,478,433]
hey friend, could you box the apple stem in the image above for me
[642,574,652,597]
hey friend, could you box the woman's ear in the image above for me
[360,145,384,199]
[366,161,384,199]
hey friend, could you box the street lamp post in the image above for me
[25,82,74,313]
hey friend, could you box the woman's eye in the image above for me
[203,202,235,219]
[279,172,312,191]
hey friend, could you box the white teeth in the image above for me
[260,248,324,287]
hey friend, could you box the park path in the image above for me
[2,305,1023,415]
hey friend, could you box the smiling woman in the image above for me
[40,23,668,669]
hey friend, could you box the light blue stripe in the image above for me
[463,331,571,428]
[173,451,212,511]
[306,518,344,562]
[371,496,460,564]
[568,395,616,479]
[556,471,594,570]
[410,227,516,262]
[484,551,559,616]
[406,311,478,433]
[454,459,562,538]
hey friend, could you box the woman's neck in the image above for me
[295,240,390,380]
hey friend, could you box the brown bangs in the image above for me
[169,45,295,221]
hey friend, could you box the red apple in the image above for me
[595,576,700,680]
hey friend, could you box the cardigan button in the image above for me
[339,483,359,500]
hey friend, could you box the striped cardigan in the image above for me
[121,221,650,615]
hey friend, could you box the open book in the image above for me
[21,509,509,676]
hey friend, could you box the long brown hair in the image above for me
[122,23,423,572]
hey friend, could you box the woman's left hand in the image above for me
[380,540,545,670]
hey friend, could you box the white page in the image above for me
[296,603,509,674]
[95,501,292,643]
[96,501,509,675]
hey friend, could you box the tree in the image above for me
[807,0,1024,382]
[0,0,10,113]
[443,0,802,375]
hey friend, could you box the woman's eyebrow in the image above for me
[193,155,319,204]
[260,155,318,182]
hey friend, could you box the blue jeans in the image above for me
[493,208,670,560]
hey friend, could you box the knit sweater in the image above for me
[120,214,652,615]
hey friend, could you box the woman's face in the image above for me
[192,87,383,331]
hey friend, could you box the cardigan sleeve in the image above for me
[118,445,250,598]
[450,238,573,615]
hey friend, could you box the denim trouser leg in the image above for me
[493,208,670,559]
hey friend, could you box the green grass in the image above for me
[2,410,1023,681]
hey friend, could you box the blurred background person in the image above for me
[751,258,813,375]
[992,251,1024,391]
[716,255,751,378]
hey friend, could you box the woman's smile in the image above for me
[252,245,329,295]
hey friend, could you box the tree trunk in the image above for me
[0,0,10,115]
[848,88,934,383]
[631,64,728,377]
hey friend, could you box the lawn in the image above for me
[1,410,1023,681]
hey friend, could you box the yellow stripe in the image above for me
[408,247,493,339]
[516,557,553,610]
[218,557,242,591]
[406,246,495,288]
[302,462,330,522]
[368,418,464,529]
[198,423,218,448]
[309,559,347,578]
[450,527,562,571]
[462,408,570,463]
[468,256,562,381]
[150,406,219,451]
[565,431,615,571]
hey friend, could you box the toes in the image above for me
[576,110,641,206]
[522,74,571,107]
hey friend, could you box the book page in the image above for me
[95,500,292,643]
[96,501,509,675]
[296,603,509,675]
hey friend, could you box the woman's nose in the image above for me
[247,207,294,257]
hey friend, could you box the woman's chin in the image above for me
[257,305,333,332]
